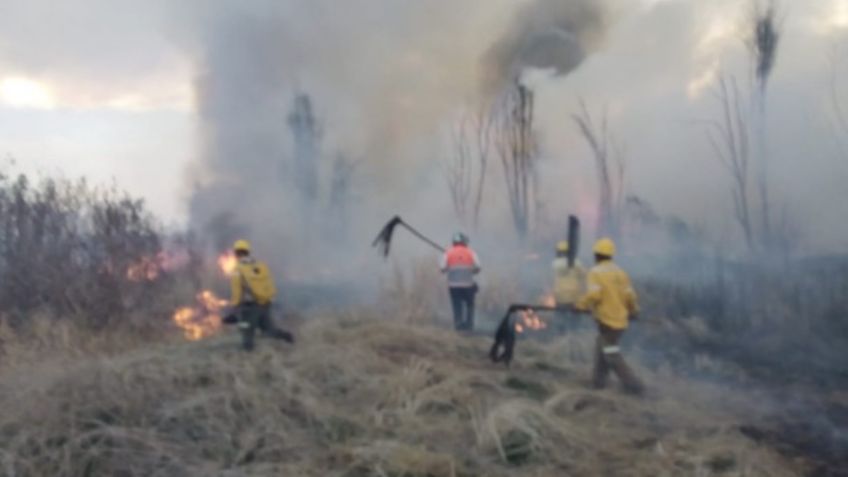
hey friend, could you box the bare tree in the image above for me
[328,153,359,236]
[445,119,472,224]
[572,100,627,240]
[747,0,781,248]
[705,76,755,251]
[287,93,322,206]
[494,82,538,240]
[470,108,494,228]
[771,203,803,258]
[444,105,494,228]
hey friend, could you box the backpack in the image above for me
[237,261,277,304]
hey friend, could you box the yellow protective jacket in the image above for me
[230,258,277,306]
[552,258,585,305]
[575,260,638,330]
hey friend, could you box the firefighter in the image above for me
[552,240,585,332]
[440,232,481,331]
[230,240,293,351]
[573,238,644,395]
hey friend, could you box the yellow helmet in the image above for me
[233,239,251,253]
[593,237,616,257]
[556,241,569,253]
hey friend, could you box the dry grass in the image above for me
[0,314,808,477]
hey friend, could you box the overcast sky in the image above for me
[1,0,847,249]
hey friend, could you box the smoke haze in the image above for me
[3,3,847,466]
[2,0,847,265]
[177,0,618,283]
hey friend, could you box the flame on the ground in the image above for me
[172,290,228,341]
[217,253,238,276]
[127,256,160,281]
[198,290,228,309]
[515,309,547,334]
[168,249,237,340]
[514,291,556,334]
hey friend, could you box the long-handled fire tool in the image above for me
[372,215,445,257]
[490,215,582,366]
[566,215,579,267]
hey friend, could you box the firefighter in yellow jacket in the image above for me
[574,238,644,395]
[552,241,585,331]
[230,240,293,351]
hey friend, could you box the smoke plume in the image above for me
[482,0,609,94]
[181,0,613,283]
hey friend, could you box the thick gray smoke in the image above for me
[187,7,294,254]
[482,0,608,94]
[183,0,613,286]
[3,0,847,254]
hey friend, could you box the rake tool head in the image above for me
[372,215,403,258]
[490,307,518,365]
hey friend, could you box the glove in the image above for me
[629,312,640,322]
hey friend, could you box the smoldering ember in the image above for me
[1,1,847,476]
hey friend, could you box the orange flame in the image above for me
[171,290,227,341]
[514,292,556,334]
[217,253,238,276]
[515,309,547,334]
[168,249,240,341]
[126,249,190,282]
[126,257,160,282]
[198,289,228,310]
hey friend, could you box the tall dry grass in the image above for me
[0,312,805,477]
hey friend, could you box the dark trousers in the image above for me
[449,286,476,331]
[593,323,644,395]
[238,303,292,351]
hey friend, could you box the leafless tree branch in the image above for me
[494,83,538,240]
[573,99,626,240]
[705,75,755,251]
[444,103,496,228]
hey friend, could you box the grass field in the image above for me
[0,313,812,477]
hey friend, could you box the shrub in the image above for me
[0,170,200,327]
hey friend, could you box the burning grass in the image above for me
[0,314,810,476]
[171,290,228,341]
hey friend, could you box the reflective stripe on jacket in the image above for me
[440,245,480,288]
[575,260,638,330]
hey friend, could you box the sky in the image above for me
[1,0,847,251]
